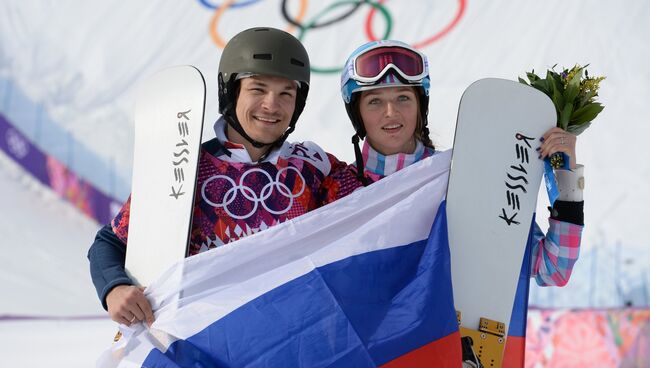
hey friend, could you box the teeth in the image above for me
[255,116,279,123]
[383,124,402,130]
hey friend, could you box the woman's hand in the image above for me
[538,127,577,169]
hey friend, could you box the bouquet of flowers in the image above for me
[519,64,605,168]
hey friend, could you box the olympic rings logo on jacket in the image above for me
[201,166,306,220]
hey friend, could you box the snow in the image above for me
[0,318,115,367]
[1,0,648,248]
[0,152,114,366]
[0,1,649,366]
[0,153,102,316]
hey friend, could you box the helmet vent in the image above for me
[290,58,305,67]
[253,53,272,60]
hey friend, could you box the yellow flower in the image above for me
[581,76,605,99]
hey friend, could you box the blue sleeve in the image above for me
[87,224,133,310]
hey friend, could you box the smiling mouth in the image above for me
[254,115,282,124]
[382,124,403,131]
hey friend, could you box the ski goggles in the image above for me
[350,45,428,85]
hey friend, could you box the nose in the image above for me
[261,92,280,111]
[384,101,396,117]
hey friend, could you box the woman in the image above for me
[322,40,584,288]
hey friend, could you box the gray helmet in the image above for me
[218,27,310,149]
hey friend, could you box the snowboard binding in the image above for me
[457,311,506,367]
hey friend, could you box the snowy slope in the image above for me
[0,152,102,317]
[0,1,649,365]
[1,1,648,250]
[0,318,115,367]
[0,151,115,366]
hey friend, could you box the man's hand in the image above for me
[106,285,154,327]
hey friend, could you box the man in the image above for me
[88,27,344,326]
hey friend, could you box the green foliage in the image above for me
[519,65,605,135]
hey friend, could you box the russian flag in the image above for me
[100,150,461,367]
[502,220,535,368]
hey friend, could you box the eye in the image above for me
[397,94,412,102]
[368,98,381,105]
[281,90,295,98]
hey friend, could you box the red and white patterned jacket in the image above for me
[112,118,346,256]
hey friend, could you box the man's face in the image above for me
[234,75,297,144]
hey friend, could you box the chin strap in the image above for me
[218,74,307,160]
[223,112,273,149]
[219,74,283,151]
[352,134,370,187]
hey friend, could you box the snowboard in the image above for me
[446,78,555,367]
[125,66,206,287]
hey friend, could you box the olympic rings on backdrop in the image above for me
[201,167,306,220]
[281,0,363,29]
[198,0,466,73]
[199,0,261,10]
[297,0,392,74]
[210,0,307,48]
[365,0,466,48]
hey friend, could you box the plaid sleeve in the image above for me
[530,218,583,287]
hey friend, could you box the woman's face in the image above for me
[359,86,419,155]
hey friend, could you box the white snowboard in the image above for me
[125,66,206,287]
[446,78,555,358]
